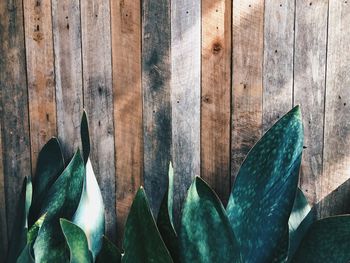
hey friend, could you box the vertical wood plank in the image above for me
[110,0,142,243]
[321,0,350,217]
[0,0,31,252]
[0,123,7,262]
[171,0,201,226]
[81,0,116,241]
[52,0,83,160]
[201,0,231,204]
[263,0,295,131]
[24,0,57,171]
[142,0,171,215]
[294,0,328,205]
[231,0,264,183]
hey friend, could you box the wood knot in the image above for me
[212,42,222,54]
[202,95,212,104]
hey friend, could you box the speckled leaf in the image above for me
[33,150,85,263]
[73,158,105,260]
[60,219,93,263]
[157,162,179,261]
[8,176,32,263]
[122,188,173,263]
[81,110,90,164]
[180,177,241,263]
[292,215,350,262]
[226,106,304,263]
[29,138,64,226]
[27,214,46,244]
[16,243,34,263]
[96,236,121,263]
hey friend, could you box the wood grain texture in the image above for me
[81,0,116,241]
[171,0,201,227]
[142,0,171,215]
[201,0,231,204]
[0,122,7,262]
[23,0,57,171]
[0,0,31,252]
[231,0,264,184]
[294,0,328,205]
[110,0,142,244]
[321,0,350,218]
[52,0,83,160]
[263,0,295,131]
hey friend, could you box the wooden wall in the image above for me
[1,0,350,252]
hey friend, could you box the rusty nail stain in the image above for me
[212,42,222,54]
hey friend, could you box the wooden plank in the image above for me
[52,0,83,160]
[0,0,31,252]
[171,0,201,226]
[201,0,231,204]
[321,0,350,218]
[142,0,171,215]
[24,0,57,171]
[263,0,295,131]
[81,0,116,241]
[294,0,328,206]
[110,0,142,244]
[0,122,7,262]
[231,0,264,184]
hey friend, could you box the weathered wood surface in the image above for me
[111,0,142,244]
[0,0,31,257]
[321,0,350,218]
[201,0,231,204]
[52,0,83,160]
[80,0,116,241]
[294,0,328,206]
[171,0,201,227]
[231,0,264,184]
[263,0,295,131]
[142,0,171,216]
[24,0,57,172]
[0,123,7,263]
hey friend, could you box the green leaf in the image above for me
[27,213,46,244]
[60,219,93,263]
[157,162,179,261]
[29,138,64,226]
[16,243,35,263]
[8,176,32,263]
[33,150,85,263]
[96,236,121,263]
[180,177,241,263]
[73,158,105,260]
[292,215,350,262]
[81,110,90,164]
[226,106,304,263]
[122,187,173,263]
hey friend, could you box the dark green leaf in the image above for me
[226,106,304,263]
[29,138,64,226]
[16,243,34,263]
[73,158,105,260]
[8,176,32,263]
[180,177,241,263]
[157,162,179,261]
[96,236,121,263]
[33,150,85,263]
[292,215,350,262]
[81,110,90,164]
[60,219,93,263]
[122,187,173,263]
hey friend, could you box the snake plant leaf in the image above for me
[96,236,121,263]
[226,106,304,263]
[33,150,85,263]
[8,176,32,263]
[73,158,105,260]
[292,215,350,262]
[29,138,64,226]
[27,213,46,244]
[16,243,34,263]
[157,162,179,261]
[81,110,90,164]
[180,177,241,263]
[60,219,93,263]
[122,187,173,263]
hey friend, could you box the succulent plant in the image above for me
[6,106,350,263]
